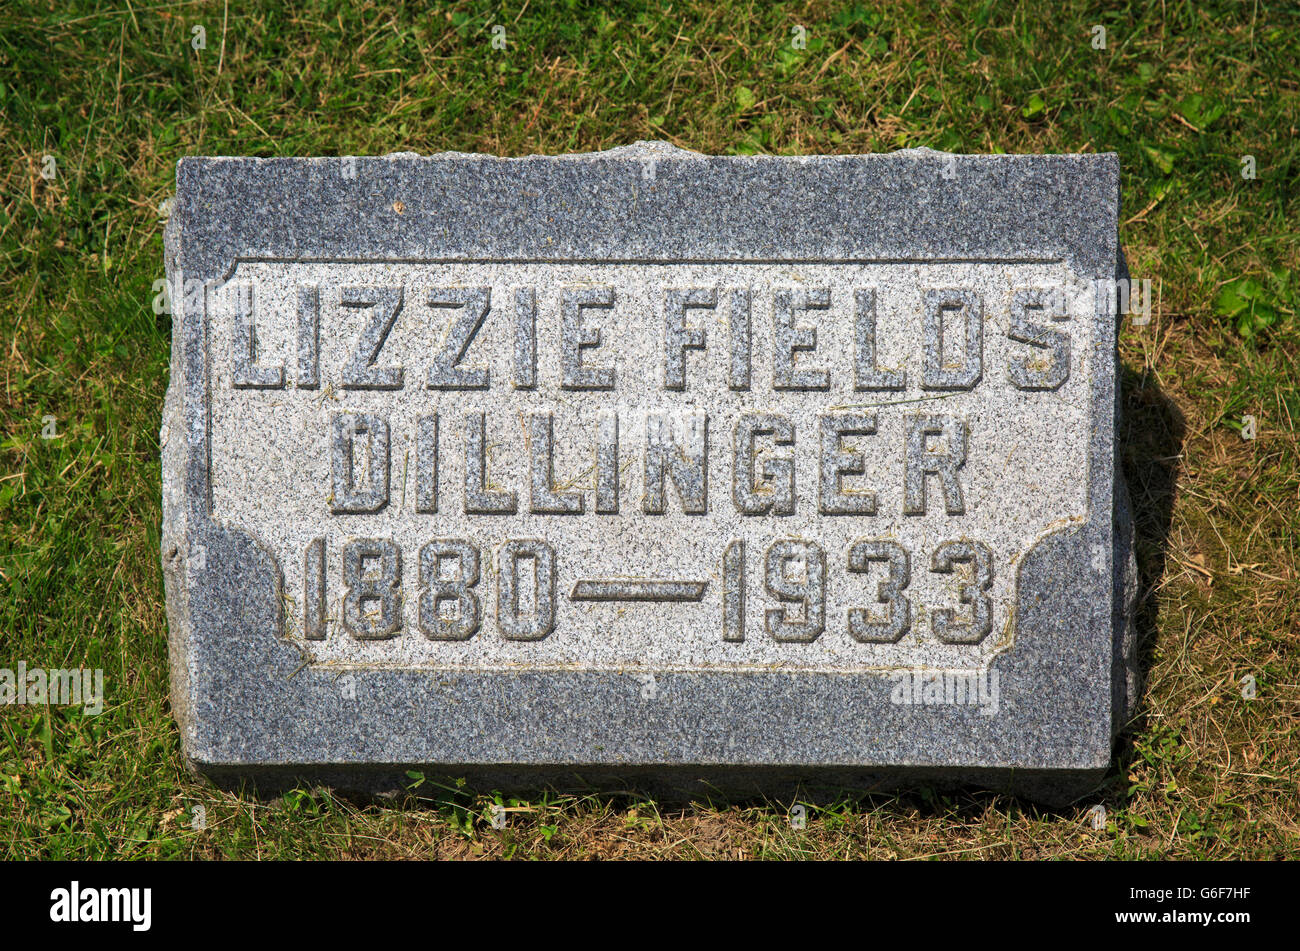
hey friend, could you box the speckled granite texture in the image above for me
[161,143,1136,804]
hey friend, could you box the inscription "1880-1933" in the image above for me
[300,533,993,648]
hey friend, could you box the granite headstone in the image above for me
[161,143,1136,803]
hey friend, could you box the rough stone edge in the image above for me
[1113,474,1139,736]
[160,204,194,753]
[202,139,1116,165]
[1112,247,1141,740]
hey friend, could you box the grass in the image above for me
[1,0,1297,859]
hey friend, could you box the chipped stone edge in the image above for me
[192,139,1116,165]
[160,203,195,756]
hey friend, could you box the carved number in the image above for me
[418,539,480,640]
[764,540,827,642]
[930,540,994,643]
[498,539,556,640]
[341,538,402,639]
[319,538,556,641]
[846,539,911,643]
[724,538,993,646]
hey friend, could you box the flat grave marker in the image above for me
[162,143,1136,801]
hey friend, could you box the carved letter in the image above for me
[1008,288,1071,390]
[331,412,390,513]
[921,289,982,390]
[341,286,404,389]
[230,282,285,389]
[773,287,830,390]
[296,285,320,389]
[643,411,708,514]
[428,286,491,389]
[513,286,537,389]
[819,413,879,515]
[416,413,438,514]
[732,413,795,516]
[663,287,713,390]
[903,414,967,515]
[853,288,905,390]
[728,288,753,391]
[596,410,620,514]
[561,286,616,390]
[529,412,584,514]
[463,412,517,514]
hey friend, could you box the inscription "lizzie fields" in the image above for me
[205,261,1093,671]
[226,281,1073,396]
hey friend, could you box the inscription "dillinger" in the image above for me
[326,409,968,519]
